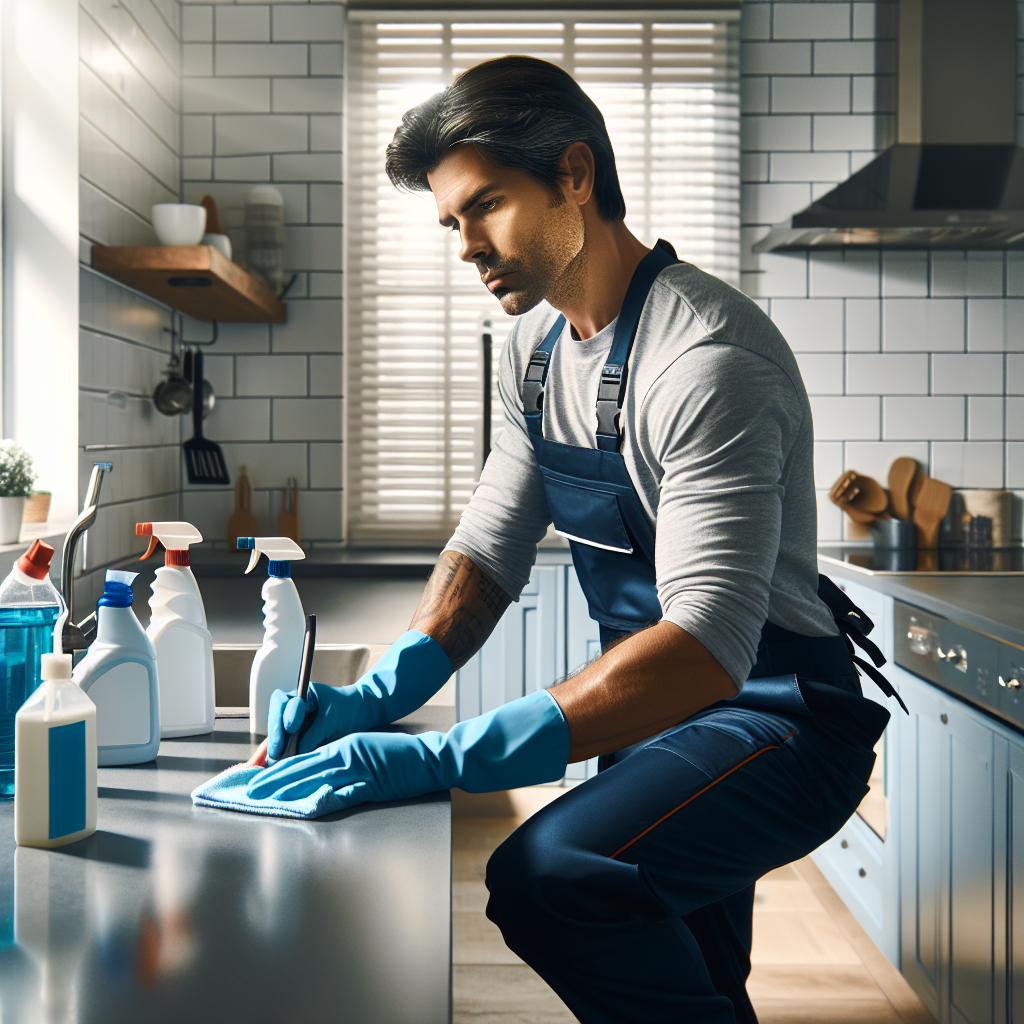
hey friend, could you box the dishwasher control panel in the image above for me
[895,600,1024,730]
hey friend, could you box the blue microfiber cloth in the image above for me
[191,764,345,819]
[192,689,570,820]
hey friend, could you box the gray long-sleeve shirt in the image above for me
[445,262,837,686]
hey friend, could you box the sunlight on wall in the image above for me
[3,0,80,522]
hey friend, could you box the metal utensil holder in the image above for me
[870,518,917,550]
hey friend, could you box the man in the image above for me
[249,56,893,1023]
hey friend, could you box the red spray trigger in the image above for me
[136,523,160,560]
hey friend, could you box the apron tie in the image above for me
[817,575,908,714]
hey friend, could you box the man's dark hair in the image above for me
[385,56,626,221]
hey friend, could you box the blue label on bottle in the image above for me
[48,720,86,839]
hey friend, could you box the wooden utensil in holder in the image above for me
[912,475,952,549]
[830,470,889,515]
[887,458,919,521]
[279,477,301,544]
[228,466,258,550]
[830,470,890,539]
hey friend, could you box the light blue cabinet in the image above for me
[811,580,902,966]
[456,559,600,782]
[947,702,1003,1024]
[563,568,601,782]
[456,564,564,720]
[899,666,945,1019]
[898,666,1013,1024]
[1009,743,1024,1022]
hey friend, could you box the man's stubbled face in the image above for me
[429,145,587,316]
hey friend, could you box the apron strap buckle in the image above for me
[596,364,624,449]
[522,315,564,422]
[523,349,550,415]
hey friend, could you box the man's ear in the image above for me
[560,142,595,207]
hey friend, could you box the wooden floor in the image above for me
[452,793,936,1024]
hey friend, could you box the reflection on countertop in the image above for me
[0,720,452,1024]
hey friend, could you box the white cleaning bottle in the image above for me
[15,653,97,848]
[72,570,160,766]
[238,537,305,736]
[137,521,215,738]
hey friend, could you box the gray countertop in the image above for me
[0,719,452,1024]
[820,551,1024,648]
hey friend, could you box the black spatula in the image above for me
[183,347,230,485]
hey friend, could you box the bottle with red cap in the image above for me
[0,539,65,799]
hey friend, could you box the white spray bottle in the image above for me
[238,537,305,736]
[137,522,215,738]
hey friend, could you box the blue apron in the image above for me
[521,241,905,727]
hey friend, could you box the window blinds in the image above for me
[345,10,739,543]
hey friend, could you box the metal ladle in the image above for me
[153,315,217,418]
[153,352,193,416]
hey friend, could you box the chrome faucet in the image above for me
[61,461,113,653]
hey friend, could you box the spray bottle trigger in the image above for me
[139,536,161,561]
[245,549,260,574]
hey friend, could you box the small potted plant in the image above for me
[0,441,36,544]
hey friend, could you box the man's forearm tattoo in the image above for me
[411,552,512,669]
[475,573,507,618]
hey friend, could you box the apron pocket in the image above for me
[541,476,634,554]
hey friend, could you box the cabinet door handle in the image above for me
[941,713,949,725]
[1000,676,1022,690]
[858,868,867,878]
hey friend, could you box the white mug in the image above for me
[152,204,207,246]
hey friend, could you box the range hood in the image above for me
[754,0,1023,252]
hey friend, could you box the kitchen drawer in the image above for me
[816,815,885,936]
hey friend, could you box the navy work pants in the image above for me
[484,694,880,1023]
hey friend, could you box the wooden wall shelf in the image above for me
[92,245,286,324]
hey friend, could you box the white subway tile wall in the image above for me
[181,3,344,544]
[741,0,1024,539]
[79,0,182,609]
[73,1,1024,563]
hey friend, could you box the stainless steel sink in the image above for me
[211,643,455,734]
[212,644,374,708]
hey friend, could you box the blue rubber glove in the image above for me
[249,689,569,809]
[267,630,452,762]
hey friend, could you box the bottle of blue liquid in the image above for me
[0,540,64,800]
